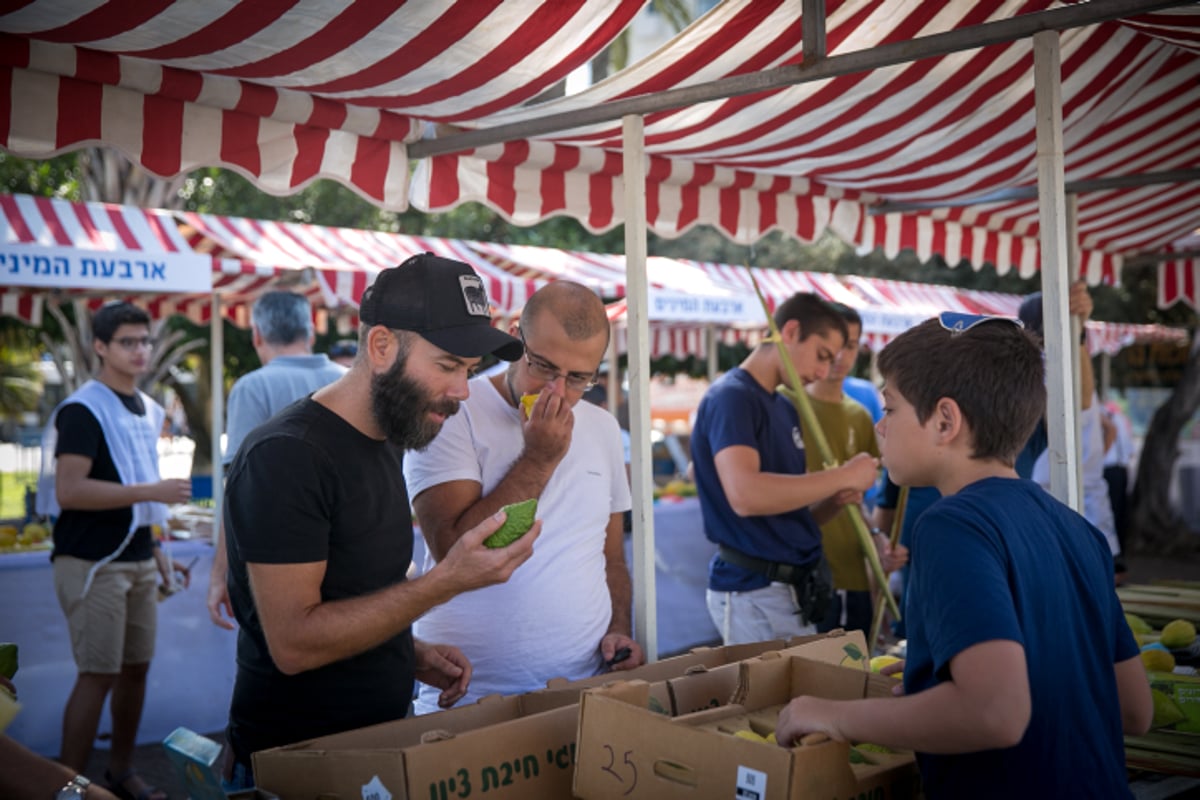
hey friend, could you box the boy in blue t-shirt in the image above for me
[776,314,1152,799]
[690,293,881,645]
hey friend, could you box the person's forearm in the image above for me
[209,523,228,581]
[436,458,555,548]
[258,568,462,675]
[1079,343,1095,410]
[605,561,634,636]
[57,477,156,511]
[873,507,897,537]
[0,735,119,799]
[722,468,853,517]
[804,681,1026,754]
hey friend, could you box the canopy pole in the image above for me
[706,324,719,382]
[1100,352,1111,402]
[210,294,224,544]
[606,326,620,415]
[623,114,657,662]
[1033,30,1081,511]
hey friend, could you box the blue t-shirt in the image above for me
[690,368,823,592]
[842,375,883,423]
[903,477,1138,799]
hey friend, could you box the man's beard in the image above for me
[370,353,459,450]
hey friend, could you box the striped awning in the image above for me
[411,1,1200,286]
[1,193,216,325]
[3,2,1196,302]
[178,212,542,318]
[0,1,644,211]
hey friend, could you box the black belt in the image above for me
[717,544,813,585]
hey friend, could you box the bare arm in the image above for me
[1069,281,1095,410]
[1114,654,1153,735]
[414,389,572,560]
[249,511,541,675]
[0,734,120,800]
[777,639,1031,753]
[206,520,235,629]
[55,454,190,510]
[599,511,646,669]
[713,445,877,518]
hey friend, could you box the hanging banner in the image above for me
[1,244,212,294]
[648,287,757,323]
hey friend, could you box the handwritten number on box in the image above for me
[600,744,638,795]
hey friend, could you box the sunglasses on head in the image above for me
[937,312,1024,334]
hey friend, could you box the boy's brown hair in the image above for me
[773,292,848,343]
[878,317,1045,465]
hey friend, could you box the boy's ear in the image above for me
[780,318,802,342]
[933,397,965,444]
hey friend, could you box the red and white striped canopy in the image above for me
[0,1,643,210]
[0,193,232,326]
[179,212,542,317]
[4,1,1197,298]
[412,0,1200,285]
[1157,231,1200,310]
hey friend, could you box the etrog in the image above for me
[483,499,538,548]
[1161,619,1196,650]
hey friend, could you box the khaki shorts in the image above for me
[53,555,158,674]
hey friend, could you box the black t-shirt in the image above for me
[52,397,154,562]
[224,397,415,760]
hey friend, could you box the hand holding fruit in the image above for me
[440,504,542,594]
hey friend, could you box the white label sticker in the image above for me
[735,765,767,799]
[361,775,392,800]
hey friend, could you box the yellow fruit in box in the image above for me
[0,526,17,548]
[22,522,48,543]
[869,655,902,676]
[1140,648,1176,673]
[1125,612,1153,635]
[1150,688,1186,729]
[1160,619,1196,650]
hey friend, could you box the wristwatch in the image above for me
[55,775,90,799]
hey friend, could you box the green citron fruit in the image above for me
[1125,613,1153,635]
[1141,648,1176,673]
[0,643,17,680]
[1150,688,1186,729]
[483,499,538,549]
[1160,619,1197,650]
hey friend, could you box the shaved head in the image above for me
[522,281,609,343]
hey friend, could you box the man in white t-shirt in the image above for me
[404,281,641,713]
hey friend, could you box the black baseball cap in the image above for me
[359,253,523,362]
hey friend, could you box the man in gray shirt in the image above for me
[207,291,346,629]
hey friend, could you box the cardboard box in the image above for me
[1149,670,1200,733]
[254,633,867,800]
[525,631,868,716]
[254,693,583,800]
[574,654,920,800]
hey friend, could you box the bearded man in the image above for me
[222,254,540,788]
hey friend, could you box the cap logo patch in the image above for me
[458,274,490,317]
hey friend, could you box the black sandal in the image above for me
[104,768,168,800]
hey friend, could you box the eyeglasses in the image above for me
[938,312,1023,334]
[113,336,155,350]
[519,330,598,391]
